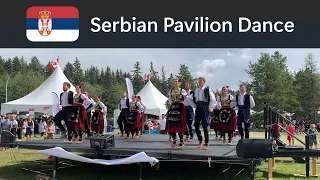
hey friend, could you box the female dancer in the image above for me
[91,96,107,134]
[69,84,92,144]
[210,100,221,140]
[216,86,237,144]
[165,94,173,141]
[137,96,146,136]
[125,95,143,139]
[166,78,188,149]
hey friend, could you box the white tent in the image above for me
[1,65,75,115]
[136,80,168,116]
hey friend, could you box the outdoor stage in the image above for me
[3,134,255,165]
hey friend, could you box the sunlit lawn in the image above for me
[0,131,319,180]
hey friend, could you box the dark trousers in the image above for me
[237,108,251,139]
[117,109,129,134]
[194,106,210,144]
[185,106,194,139]
[171,133,184,144]
[10,128,17,138]
[53,106,72,139]
[221,131,233,141]
[16,128,22,139]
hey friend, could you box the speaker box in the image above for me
[1,130,15,143]
[236,139,276,158]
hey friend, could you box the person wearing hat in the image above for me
[166,78,188,149]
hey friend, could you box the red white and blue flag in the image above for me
[125,78,135,100]
[52,92,60,116]
[26,6,79,42]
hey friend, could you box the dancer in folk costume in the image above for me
[117,92,130,137]
[188,77,217,150]
[166,78,188,149]
[216,86,237,144]
[210,95,221,140]
[235,84,255,139]
[54,82,74,143]
[69,84,93,144]
[183,82,194,142]
[84,91,94,137]
[137,96,146,136]
[125,95,143,139]
[91,96,107,134]
[165,94,173,141]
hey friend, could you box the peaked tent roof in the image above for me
[136,80,168,116]
[1,65,75,114]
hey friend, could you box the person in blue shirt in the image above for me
[308,124,319,149]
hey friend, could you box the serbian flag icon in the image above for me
[26,6,79,42]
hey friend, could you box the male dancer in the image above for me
[235,84,255,139]
[183,82,194,142]
[189,77,217,150]
[53,82,74,143]
[117,92,130,137]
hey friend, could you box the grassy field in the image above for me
[0,132,319,180]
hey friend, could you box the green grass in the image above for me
[0,132,319,180]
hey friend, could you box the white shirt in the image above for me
[188,87,217,109]
[61,91,73,107]
[95,101,107,115]
[38,121,47,133]
[119,98,129,109]
[84,98,94,110]
[10,120,18,128]
[159,119,166,130]
[183,89,192,106]
[236,93,255,109]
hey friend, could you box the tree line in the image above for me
[0,51,319,125]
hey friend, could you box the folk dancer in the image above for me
[183,82,194,142]
[210,105,221,140]
[235,84,255,139]
[216,86,237,144]
[84,91,94,137]
[53,82,74,143]
[125,95,143,139]
[91,96,107,134]
[188,77,217,150]
[137,96,146,136]
[166,78,188,149]
[165,94,173,141]
[69,84,93,144]
[117,92,130,137]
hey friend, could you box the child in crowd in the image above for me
[308,124,319,149]
[287,122,295,146]
[22,119,27,138]
[46,121,55,139]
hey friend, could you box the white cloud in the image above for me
[240,48,252,59]
[196,59,226,77]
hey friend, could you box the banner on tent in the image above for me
[125,78,134,99]
[52,92,60,116]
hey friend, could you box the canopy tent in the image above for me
[1,65,75,115]
[136,80,168,116]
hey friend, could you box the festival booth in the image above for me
[0,65,75,115]
[136,80,168,116]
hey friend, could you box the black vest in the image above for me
[235,94,250,109]
[60,91,74,105]
[119,98,130,109]
[193,87,210,104]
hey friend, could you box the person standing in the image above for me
[125,95,143,139]
[53,82,74,143]
[159,114,167,134]
[16,115,23,141]
[188,77,217,150]
[91,95,107,134]
[117,92,130,137]
[84,91,94,136]
[137,96,146,136]
[166,78,188,149]
[183,82,194,142]
[235,84,255,139]
[38,118,47,138]
[10,116,18,139]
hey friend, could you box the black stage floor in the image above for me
[4,134,254,165]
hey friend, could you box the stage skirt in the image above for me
[216,107,237,132]
[125,110,141,132]
[210,109,220,129]
[91,111,104,133]
[165,102,188,134]
[68,105,87,132]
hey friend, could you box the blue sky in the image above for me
[0,48,319,90]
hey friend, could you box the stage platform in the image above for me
[2,134,255,166]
